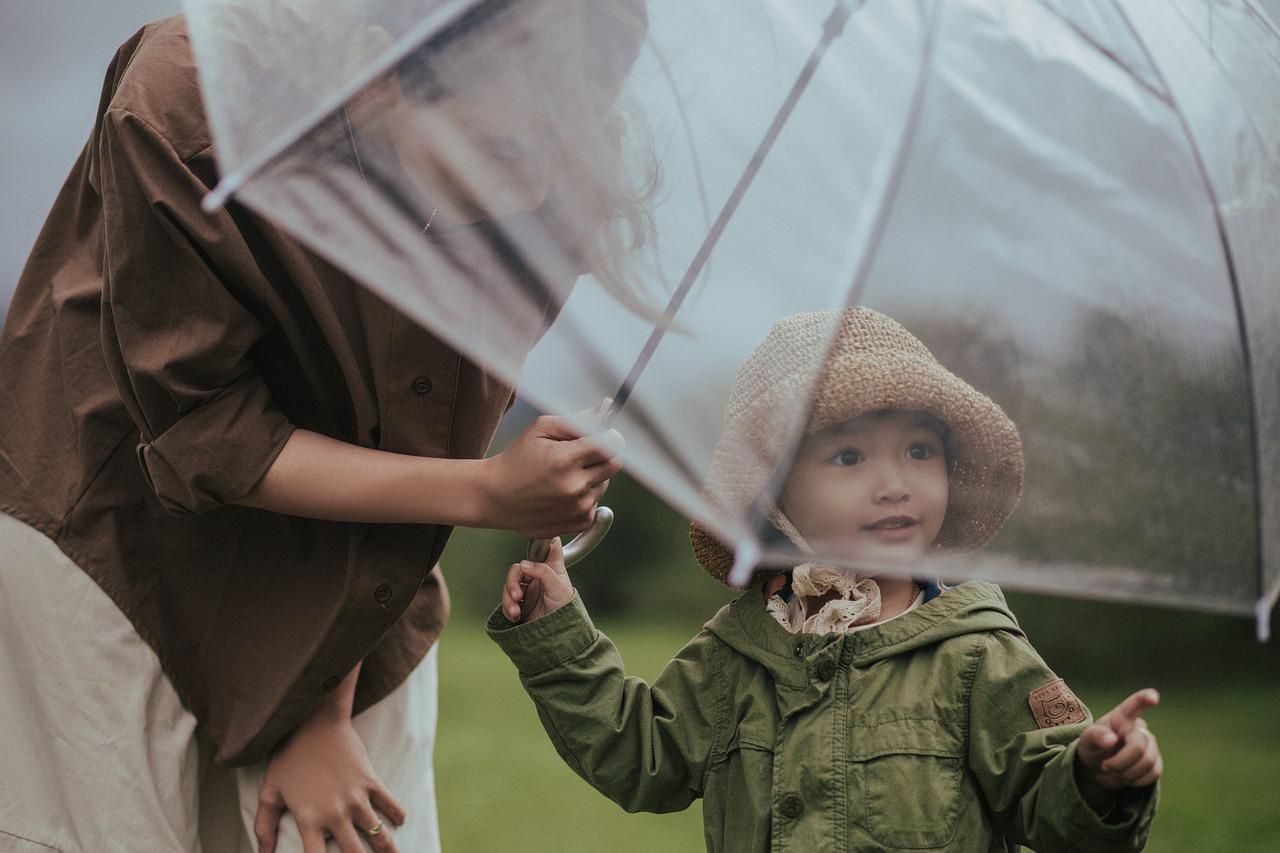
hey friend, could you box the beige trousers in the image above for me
[0,511,440,853]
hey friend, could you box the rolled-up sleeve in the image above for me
[97,107,294,515]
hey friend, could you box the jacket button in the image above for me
[322,675,341,692]
[780,792,804,819]
[412,376,433,395]
[816,658,837,681]
[374,583,394,604]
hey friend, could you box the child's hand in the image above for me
[1073,688,1162,810]
[502,536,574,623]
[254,714,405,853]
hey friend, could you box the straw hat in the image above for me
[690,307,1025,584]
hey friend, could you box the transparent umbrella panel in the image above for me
[183,0,1279,635]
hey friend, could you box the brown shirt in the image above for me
[0,18,570,766]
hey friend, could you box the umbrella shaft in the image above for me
[608,0,857,422]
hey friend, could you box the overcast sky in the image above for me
[5,0,1280,312]
[2,1,178,309]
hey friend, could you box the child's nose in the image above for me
[872,463,911,504]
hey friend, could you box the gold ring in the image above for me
[365,819,384,836]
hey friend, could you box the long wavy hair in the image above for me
[395,0,660,314]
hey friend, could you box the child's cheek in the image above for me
[793,477,852,545]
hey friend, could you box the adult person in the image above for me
[0,1,650,851]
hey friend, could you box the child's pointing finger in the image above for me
[1102,688,1160,739]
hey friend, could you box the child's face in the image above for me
[780,409,949,567]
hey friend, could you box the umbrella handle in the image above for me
[527,506,614,568]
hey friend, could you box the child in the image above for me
[487,307,1161,852]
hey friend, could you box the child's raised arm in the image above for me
[488,546,726,814]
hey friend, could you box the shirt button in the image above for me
[374,583,394,604]
[412,376,433,395]
[780,792,804,819]
[816,658,837,681]
[322,675,342,692]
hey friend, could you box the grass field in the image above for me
[435,617,1280,853]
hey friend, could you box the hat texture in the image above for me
[690,307,1025,584]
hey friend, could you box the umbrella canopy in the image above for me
[183,0,1280,638]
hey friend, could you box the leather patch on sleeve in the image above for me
[1028,679,1087,729]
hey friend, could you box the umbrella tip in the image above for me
[1257,598,1272,644]
[726,538,761,588]
[202,174,242,214]
[201,189,227,215]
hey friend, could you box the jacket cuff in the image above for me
[485,592,598,675]
[136,371,295,515]
[1053,740,1159,850]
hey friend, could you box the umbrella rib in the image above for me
[1162,1,1280,176]
[201,0,489,212]
[608,0,862,418]
[1243,0,1280,42]
[1106,0,1270,633]
[1031,1,1172,106]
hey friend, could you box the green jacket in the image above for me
[487,581,1157,852]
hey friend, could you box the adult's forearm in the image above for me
[237,428,489,526]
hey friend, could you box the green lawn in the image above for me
[436,617,1280,853]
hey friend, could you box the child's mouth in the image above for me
[863,516,920,540]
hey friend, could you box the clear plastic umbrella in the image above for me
[184,0,1280,638]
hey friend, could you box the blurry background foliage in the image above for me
[909,306,1257,601]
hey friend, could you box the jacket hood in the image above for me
[705,580,1022,690]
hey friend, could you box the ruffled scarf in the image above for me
[765,562,883,634]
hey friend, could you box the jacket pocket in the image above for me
[851,717,964,849]
[703,730,775,853]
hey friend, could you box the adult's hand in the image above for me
[254,715,405,853]
[477,414,624,539]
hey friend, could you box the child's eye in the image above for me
[907,442,937,461]
[830,448,863,466]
